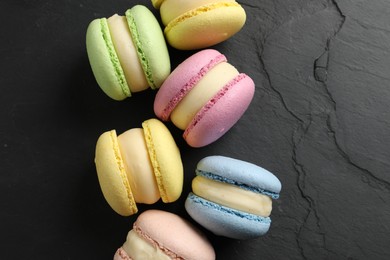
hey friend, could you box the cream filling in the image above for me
[122,230,171,260]
[107,14,148,92]
[192,176,272,217]
[118,128,160,204]
[170,62,239,130]
[160,0,235,26]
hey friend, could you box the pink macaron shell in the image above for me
[134,210,215,260]
[113,247,132,260]
[184,74,255,147]
[154,49,226,121]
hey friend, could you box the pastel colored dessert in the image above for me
[154,49,255,147]
[185,155,282,239]
[86,5,170,100]
[94,119,183,216]
[151,0,246,50]
[114,210,215,260]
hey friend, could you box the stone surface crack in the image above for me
[256,40,304,125]
[326,115,390,192]
[319,1,390,192]
[292,118,326,259]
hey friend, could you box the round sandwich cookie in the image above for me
[185,155,282,239]
[86,5,170,100]
[154,49,255,147]
[94,119,183,216]
[114,210,215,260]
[151,0,246,50]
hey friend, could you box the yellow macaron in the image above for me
[94,119,183,216]
[152,0,246,50]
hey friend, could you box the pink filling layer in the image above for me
[160,54,227,121]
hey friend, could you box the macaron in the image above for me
[151,0,246,50]
[94,119,183,216]
[154,49,255,147]
[86,5,170,100]
[114,210,215,260]
[185,155,282,239]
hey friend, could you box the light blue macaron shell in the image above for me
[185,193,271,239]
[196,155,282,197]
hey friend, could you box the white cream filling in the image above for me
[170,62,239,130]
[192,176,272,217]
[122,230,171,260]
[107,14,148,92]
[160,0,236,26]
[118,128,160,204]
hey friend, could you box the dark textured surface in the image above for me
[1,0,389,259]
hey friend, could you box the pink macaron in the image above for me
[113,210,215,260]
[154,49,255,147]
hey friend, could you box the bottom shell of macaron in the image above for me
[185,193,272,240]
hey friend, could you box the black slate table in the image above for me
[1,0,389,259]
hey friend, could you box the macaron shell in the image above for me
[142,119,183,203]
[154,49,226,121]
[197,155,282,196]
[126,5,171,89]
[135,210,215,260]
[159,0,235,26]
[184,74,255,147]
[95,130,137,216]
[151,0,164,9]
[185,193,271,239]
[86,19,130,100]
[164,3,246,50]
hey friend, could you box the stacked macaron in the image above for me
[154,49,255,147]
[86,5,170,100]
[94,119,183,216]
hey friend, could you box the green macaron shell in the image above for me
[86,18,131,100]
[125,5,170,89]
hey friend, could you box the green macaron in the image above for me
[86,5,170,100]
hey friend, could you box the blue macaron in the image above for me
[185,155,282,239]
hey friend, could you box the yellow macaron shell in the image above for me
[192,175,273,217]
[151,0,164,9]
[159,0,235,26]
[107,14,149,93]
[164,2,246,50]
[142,119,183,203]
[95,130,137,216]
[170,62,239,130]
[117,128,160,204]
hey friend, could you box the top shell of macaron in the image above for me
[152,0,247,50]
[196,156,282,198]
